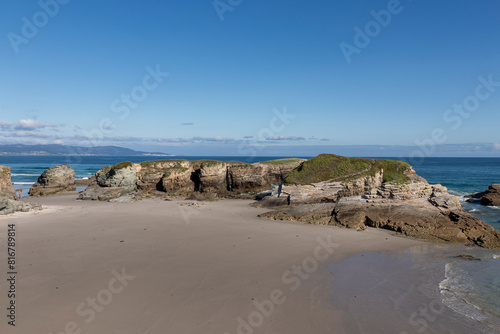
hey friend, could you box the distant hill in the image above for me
[0,144,171,156]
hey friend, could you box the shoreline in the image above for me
[329,245,500,334]
[1,193,435,334]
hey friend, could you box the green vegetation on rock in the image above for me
[260,158,303,165]
[140,161,154,167]
[98,166,112,174]
[378,159,411,184]
[284,154,410,185]
[140,159,188,168]
[112,161,133,170]
[163,162,189,176]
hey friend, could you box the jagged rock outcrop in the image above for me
[29,165,76,196]
[467,184,500,207]
[81,158,305,200]
[257,154,500,249]
[0,164,42,215]
[0,165,16,199]
[78,162,137,201]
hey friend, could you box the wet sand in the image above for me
[0,192,448,334]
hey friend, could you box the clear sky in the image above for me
[1,0,499,156]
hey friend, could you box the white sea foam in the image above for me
[440,261,500,332]
[13,182,35,185]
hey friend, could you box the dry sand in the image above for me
[1,193,445,334]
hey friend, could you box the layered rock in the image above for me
[198,161,228,192]
[257,154,500,249]
[229,159,306,193]
[78,162,137,201]
[161,161,194,193]
[0,165,16,199]
[467,184,500,207]
[81,158,305,200]
[29,165,76,196]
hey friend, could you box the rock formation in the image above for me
[467,184,500,207]
[78,162,137,201]
[0,197,42,215]
[0,165,16,199]
[78,158,305,201]
[29,165,76,196]
[257,154,500,249]
[0,164,42,215]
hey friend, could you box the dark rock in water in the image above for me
[467,184,500,207]
[29,165,76,196]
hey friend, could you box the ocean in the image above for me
[2,155,499,332]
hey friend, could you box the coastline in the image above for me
[1,193,432,334]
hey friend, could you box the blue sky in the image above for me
[1,0,499,156]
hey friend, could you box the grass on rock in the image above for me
[284,154,411,185]
[112,161,133,170]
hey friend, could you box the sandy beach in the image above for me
[0,193,486,334]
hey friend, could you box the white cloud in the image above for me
[266,136,305,141]
[14,119,57,131]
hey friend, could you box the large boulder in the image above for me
[467,184,500,207]
[29,165,76,196]
[78,162,137,201]
[96,162,136,187]
[0,165,16,199]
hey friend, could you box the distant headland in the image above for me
[0,144,172,156]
